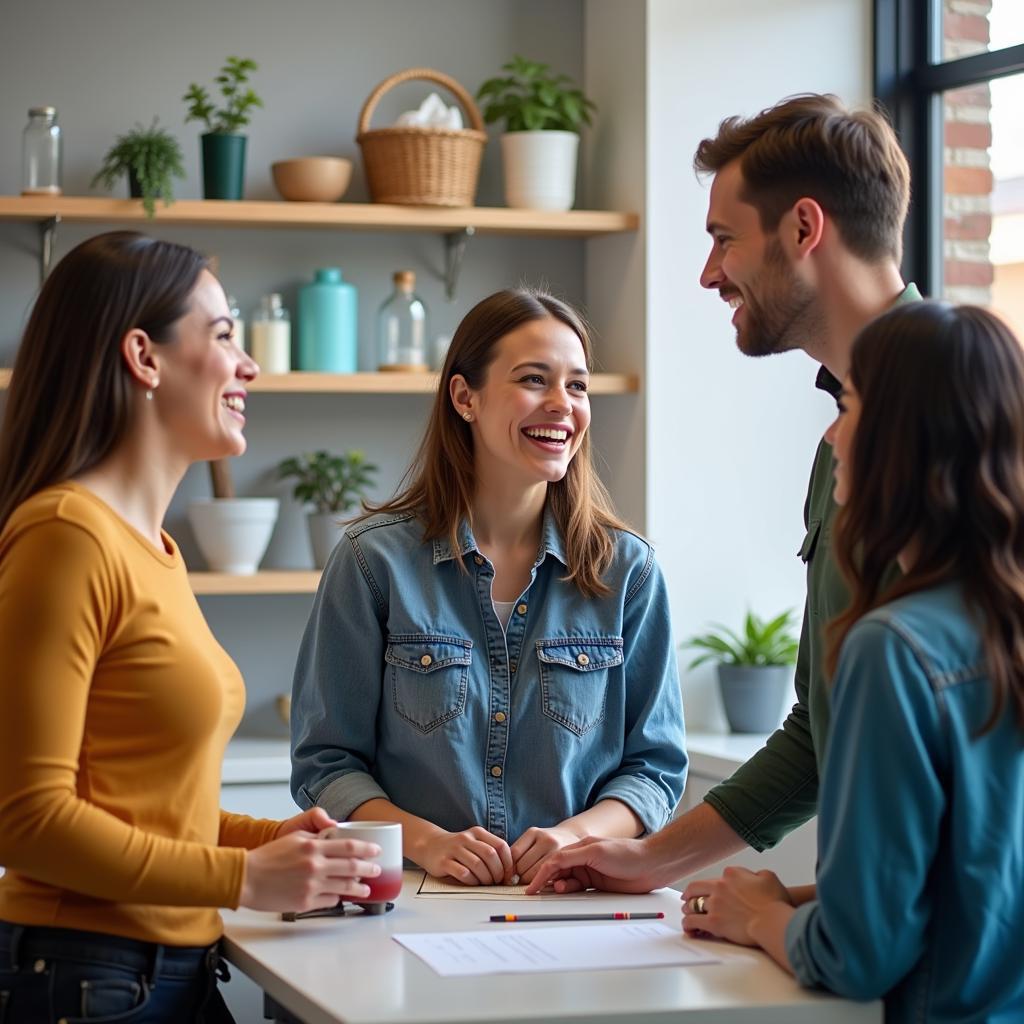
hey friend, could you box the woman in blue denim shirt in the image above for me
[681,303,1024,1023]
[291,289,687,885]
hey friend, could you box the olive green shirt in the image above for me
[704,282,922,850]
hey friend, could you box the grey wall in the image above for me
[0,0,588,730]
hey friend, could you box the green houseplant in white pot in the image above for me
[90,119,186,218]
[183,56,263,200]
[682,609,799,733]
[278,449,378,569]
[477,55,596,211]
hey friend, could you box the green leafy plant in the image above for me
[277,450,378,515]
[90,119,185,218]
[183,56,263,134]
[477,56,596,132]
[682,609,799,669]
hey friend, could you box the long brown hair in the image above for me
[0,231,209,531]
[362,288,631,598]
[694,93,910,264]
[826,302,1024,734]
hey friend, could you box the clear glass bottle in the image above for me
[377,270,428,371]
[21,106,62,196]
[250,293,291,374]
[226,294,245,353]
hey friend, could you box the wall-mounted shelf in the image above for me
[0,196,640,296]
[0,368,639,395]
[189,570,321,595]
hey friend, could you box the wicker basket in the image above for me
[356,68,487,207]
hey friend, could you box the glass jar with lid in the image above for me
[377,270,428,372]
[22,106,62,196]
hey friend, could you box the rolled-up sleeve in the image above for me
[593,551,687,833]
[290,533,390,820]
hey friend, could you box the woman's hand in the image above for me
[525,836,663,895]
[681,867,792,946]
[415,826,514,885]
[509,825,582,884]
[274,806,336,839]
[240,831,382,913]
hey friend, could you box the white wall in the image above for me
[643,0,870,729]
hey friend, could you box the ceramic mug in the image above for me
[322,821,403,905]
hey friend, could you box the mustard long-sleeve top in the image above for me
[0,483,280,946]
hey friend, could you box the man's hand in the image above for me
[415,826,514,885]
[509,825,581,884]
[681,867,792,945]
[525,836,664,895]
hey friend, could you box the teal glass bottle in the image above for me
[298,268,358,372]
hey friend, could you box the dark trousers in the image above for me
[0,919,236,1023]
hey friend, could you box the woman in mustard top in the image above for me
[0,232,382,1023]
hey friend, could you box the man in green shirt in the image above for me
[529,93,920,895]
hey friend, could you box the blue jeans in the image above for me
[0,920,235,1023]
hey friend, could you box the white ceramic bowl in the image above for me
[187,498,279,574]
[271,157,353,202]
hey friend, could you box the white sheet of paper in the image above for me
[393,923,720,976]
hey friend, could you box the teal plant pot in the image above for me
[717,664,791,733]
[201,132,246,200]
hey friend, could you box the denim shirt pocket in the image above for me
[385,634,473,734]
[536,637,624,737]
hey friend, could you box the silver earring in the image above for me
[463,412,473,422]
[145,379,158,401]
[145,389,153,401]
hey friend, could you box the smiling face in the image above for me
[824,375,861,506]
[700,160,817,357]
[153,269,258,462]
[458,317,591,488]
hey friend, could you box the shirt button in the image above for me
[509,660,517,674]
[576,653,590,666]
[33,958,46,973]
[517,603,528,615]
[474,555,484,565]
[490,765,503,777]
[494,711,506,723]
[420,654,433,667]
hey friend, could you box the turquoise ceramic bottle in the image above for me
[298,268,358,372]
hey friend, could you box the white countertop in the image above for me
[222,732,768,786]
[222,871,879,1024]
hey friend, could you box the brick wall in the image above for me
[942,0,993,305]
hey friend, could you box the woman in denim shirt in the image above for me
[291,289,687,885]
[682,303,1024,1023]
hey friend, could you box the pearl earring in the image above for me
[146,378,159,401]
[145,389,153,401]
[463,412,473,422]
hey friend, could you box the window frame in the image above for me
[873,0,1024,296]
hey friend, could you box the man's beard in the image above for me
[735,238,819,358]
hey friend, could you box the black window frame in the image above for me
[874,0,1024,296]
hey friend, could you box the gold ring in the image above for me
[695,895,707,914]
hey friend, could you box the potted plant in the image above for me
[90,119,186,218]
[278,449,378,569]
[477,55,596,211]
[682,609,799,733]
[183,56,263,200]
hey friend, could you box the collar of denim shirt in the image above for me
[430,503,569,569]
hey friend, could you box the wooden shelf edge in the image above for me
[189,570,321,595]
[0,369,639,395]
[0,196,639,237]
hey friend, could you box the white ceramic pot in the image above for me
[500,130,579,211]
[307,510,346,569]
[187,498,279,574]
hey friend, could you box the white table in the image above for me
[222,871,880,1024]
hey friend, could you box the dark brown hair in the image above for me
[826,302,1024,735]
[694,93,910,263]
[362,289,631,598]
[0,231,209,530]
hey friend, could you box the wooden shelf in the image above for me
[0,196,638,238]
[0,369,639,395]
[189,570,320,595]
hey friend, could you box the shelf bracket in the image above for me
[442,226,474,301]
[39,214,61,284]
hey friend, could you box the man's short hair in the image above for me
[694,94,910,264]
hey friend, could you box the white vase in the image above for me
[307,511,346,569]
[500,130,579,211]
[187,498,279,574]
